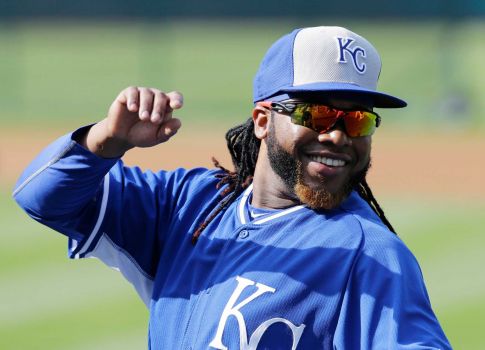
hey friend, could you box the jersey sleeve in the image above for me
[13,127,221,306]
[13,126,118,242]
[333,230,452,349]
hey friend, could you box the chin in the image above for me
[293,157,371,210]
[294,181,352,210]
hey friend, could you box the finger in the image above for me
[167,91,184,110]
[118,86,139,112]
[138,87,154,121]
[150,90,169,124]
[157,118,182,142]
[157,91,183,125]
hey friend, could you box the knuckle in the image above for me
[156,92,168,103]
[126,86,138,94]
[138,87,149,95]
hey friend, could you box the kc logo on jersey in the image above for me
[337,37,367,73]
[209,276,306,350]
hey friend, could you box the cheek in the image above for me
[272,117,305,153]
[353,138,372,167]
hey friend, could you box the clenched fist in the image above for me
[80,87,183,158]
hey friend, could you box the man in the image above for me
[14,26,451,349]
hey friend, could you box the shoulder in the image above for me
[105,165,227,216]
[155,167,223,187]
[152,167,227,212]
[160,167,226,200]
[339,191,419,274]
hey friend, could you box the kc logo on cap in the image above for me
[337,37,367,74]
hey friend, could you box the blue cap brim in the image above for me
[266,82,407,108]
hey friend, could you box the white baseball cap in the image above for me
[253,26,407,108]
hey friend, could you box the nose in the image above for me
[317,121,352,147]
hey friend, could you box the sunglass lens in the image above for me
[291,105,314,128]
[292,104,339,132]
[344,112,377,137]
[288,103,378,137]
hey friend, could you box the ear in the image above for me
[252,104,270,140]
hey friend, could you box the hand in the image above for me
[82,86,183,158]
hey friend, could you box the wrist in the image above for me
[80,120,133,158]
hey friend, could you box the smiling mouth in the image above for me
[309,155,347,167]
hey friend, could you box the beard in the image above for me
[266,122,370,210]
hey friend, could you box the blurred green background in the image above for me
[1,17,484,349]
[1,20,485,130]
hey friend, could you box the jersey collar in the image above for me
[237,184,306,225]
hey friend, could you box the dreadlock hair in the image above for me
[191,118,260,244]
[356,179,396,234]
[191,118,396,244]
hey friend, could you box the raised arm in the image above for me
[12,87,191,305]
[13,86,184,236]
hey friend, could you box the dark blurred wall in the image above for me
[1,0,484,19]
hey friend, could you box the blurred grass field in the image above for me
[1,19,484,129]
[1,20,485,349]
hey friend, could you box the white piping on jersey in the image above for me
[69,237,78,253]
[85,233,154,307]
[249,210,266,218]
[253,205,305,225]
[238,184,306,225]
[13,141,76,197]
[238,185,253,225]
[75,173,110,258]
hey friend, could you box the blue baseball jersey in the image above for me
[13,129,451,349]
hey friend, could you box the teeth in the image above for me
[310,155,346,167]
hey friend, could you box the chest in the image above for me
[149,209,361,349]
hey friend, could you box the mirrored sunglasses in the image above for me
[260,101,381,137]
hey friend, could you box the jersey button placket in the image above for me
[238,229,249,239]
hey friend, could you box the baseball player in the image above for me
[14,26,451,349]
